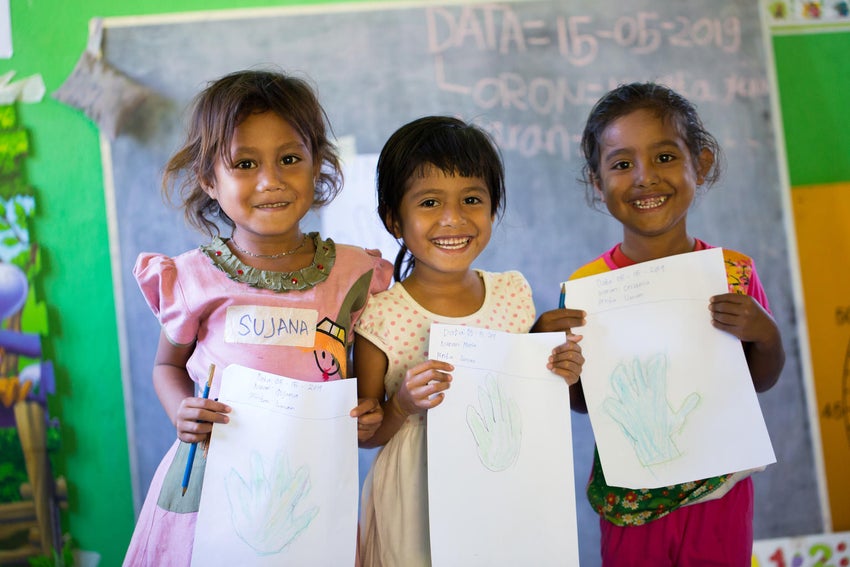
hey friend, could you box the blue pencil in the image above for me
[181,363,215,496]
[559,282,566,309]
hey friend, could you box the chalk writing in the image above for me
[426,6,741,59]
[426,4,767,160]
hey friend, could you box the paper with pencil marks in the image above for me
[191,364,357,566]
[562,248,776,489]
[426,324,579,566]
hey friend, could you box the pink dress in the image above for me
[123,233,391,567]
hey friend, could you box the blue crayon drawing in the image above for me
[603,354,701,467]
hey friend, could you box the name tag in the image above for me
[224,305,317,347]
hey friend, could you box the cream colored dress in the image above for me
[356,270,536,567]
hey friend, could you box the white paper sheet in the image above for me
[316,147,400,264]
[427,324,579,566]
[563,248,775,489]
[0,0,10,59]
[191,364,358,566]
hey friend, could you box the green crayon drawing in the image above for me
[466,374,522,472]
[225,451,318,555]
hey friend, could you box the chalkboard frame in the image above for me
[101,1,822,561]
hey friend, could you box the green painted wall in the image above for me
[773,30,850,186]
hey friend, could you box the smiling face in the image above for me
[593,108,712,256]
[392,164,494,282]
[206,110,317,253]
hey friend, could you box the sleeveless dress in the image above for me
[356,270,536,567]
[123,233,391,567]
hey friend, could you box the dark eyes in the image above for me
[231,154,301,170]
[418,196,485,208]
[609,153,677,171]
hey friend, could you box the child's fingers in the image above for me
[710,294,773,342]
[350,397,381,418]
[532,309,587,333]
[548,357,585,385]
[392,359,457,415]
[401,369,452,410]
[181,396,231,415]
[175,397,231,442]
[408,359,454,376]
[411,375,451,402]
[357,409,384,428]
[547,336,585,385]
[202,398,232,414]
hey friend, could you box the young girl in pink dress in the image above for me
[123,69,392,566]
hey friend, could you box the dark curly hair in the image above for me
[162,68,342,235]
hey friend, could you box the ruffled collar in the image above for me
[200,232,335,292]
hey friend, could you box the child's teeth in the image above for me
[435,237,468,249]
[634,196,667,209]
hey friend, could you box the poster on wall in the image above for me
[791,182,850,530]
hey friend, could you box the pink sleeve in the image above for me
[366,248,393,295]
[746,261,771,315]
[345,248,393,336]
[133,253,198,346]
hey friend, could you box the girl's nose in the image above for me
[440,202,465,226]
[635,162,660,187]
[257,164,283,191]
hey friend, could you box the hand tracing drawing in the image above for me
[224,450,319,555]
[603,354,701,467]
[466,373,522,472]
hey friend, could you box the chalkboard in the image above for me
[102,1,820,562]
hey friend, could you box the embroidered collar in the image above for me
[200,232,335,292]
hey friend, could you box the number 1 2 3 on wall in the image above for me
[752,532,850,567]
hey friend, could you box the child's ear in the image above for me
[591,174,605,202]
[384,212,401,238]
[199,175,217,199]
[696,148,715,185]
[202,184,217,199]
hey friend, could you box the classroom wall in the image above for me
[0,1,843,565]
[772,28,850,531]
